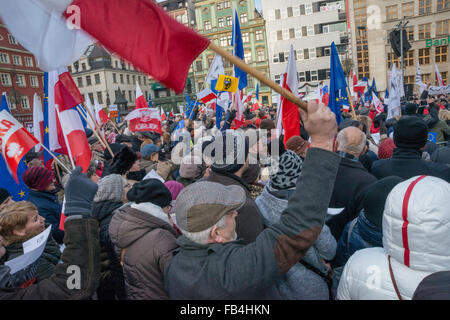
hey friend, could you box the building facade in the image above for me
[261,0,351,102]
[348,0,449,95]
[193,0,272,105]
[68,45,152,117]
[0,22,44,129]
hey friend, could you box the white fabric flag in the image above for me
[84,97,97,129]
[32,93,44,152]
[275,74,285,138]
[205,54,225,84]
[435,63,445,87]
[387,64,401,121]
[0,0,94,71]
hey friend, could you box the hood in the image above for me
[255,185,289,227]
[109,202,177,249]
[383,175,450,272]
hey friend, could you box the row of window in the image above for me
[70,60,135,73]
[204,13,248,30]
[267,1,344,21]
[84,89,149,106]
[218,30,264,46]
[270,23,346,42]
[0,73,40,88]
[216,1,231,10]
[3,95,33,110]
[273,46,345,64]
[195,49,265,71]
[76,73,147,87]
[0,52,34,67]
[4,34,19,45]
[386,0,449,21]
[274,69,332,84]
[387,45,448,67]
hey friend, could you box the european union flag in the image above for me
[43,72,52,164]
[256,83,260,101]
[231,9,247,90]
[148,94,153,107]
[385,88,389,99]
[1,93,11,113]
[371,78,378,97]
[329,42,347,125]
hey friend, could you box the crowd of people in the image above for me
[0,85,449,300]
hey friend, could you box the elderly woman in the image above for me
[255,150,336,300]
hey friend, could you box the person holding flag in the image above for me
[328,42,348,125]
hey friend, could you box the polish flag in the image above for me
[197,88,217,104]
[372,92,384,114]
[232,89,244,129]
[354,79,367,97]
[435,64,445,86]
[32,93,44,152]
[0,110,39,183]
[242,91,253,104]
[136,82,148,110]
[351,69,358,86]
[161,107,167,121]
[281,45,300,145]
[94,99,110,124]
[57,108,92,172]
[250,100,260,112]
[126,107,162,134]
[54,71,84,111]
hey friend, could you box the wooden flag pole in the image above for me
[346,88,358,120]
[55,105,76,170]
[208,42,308,113]
[40,144,72,174]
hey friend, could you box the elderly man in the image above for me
[164,101,341,299]
[326,126,377,241]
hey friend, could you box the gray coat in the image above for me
[165,148,341,299]
[256,184,336,300]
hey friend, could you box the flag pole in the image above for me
[346,87,358,120]
[208,42,308,113]
[40,143,72,174]
[55,105,76,170]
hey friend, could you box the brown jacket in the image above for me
[109,204,179,300]
[201,170,265,244]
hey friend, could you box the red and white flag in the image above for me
[169,108,175,118]
[125,108,162,134]
[57,108,92,172]
[196,88,217,104]
[351,69,358,86]
[32,93,44,152]
[242,91,253,104]
[94,99,109,124]
[0,110,39,183]
[372,92,384,114]
[281,45,300,145]
[435,64,445,86]
[161,107,167,121]
[135,82,148,110]
[354,80,367,97]
[232,89,244,129]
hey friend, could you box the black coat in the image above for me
[326,157,378,241]
[371,148,450,182]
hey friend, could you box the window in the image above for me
[77,77,83,87]
[323,25,329,34]
[436,45,448,63]
[12,55,22,66]
[436,20,449,36]
[273,54,279,63]
[16,74,26,87]
[82,63,86,71]
[287,7,293,17]
[293,6,300,16]
[88,93,94,104]
[132,75,136,84]
[217,2,223,10]
[386,5,398,21]
[299,72,306,82]
[143,77,146,86]
[126,74,130,84]
[208,56,213,67]
[242,32,249,43]
[97,92,103,104]
[224,1,230,9]
[196,60,203,71]
[227,35,232,45]
[311,70,318,81]
[24,57,33,67]
[277,31,283,41]
[255,30,263,41]
[304,48,310,60]
[129,91,133,102]
[226,16,233,26]
[204,21,211,30]
[20,96,30,109]
[421,73,431,83]
[240,13,248,24]
[275,74,281,85]
[407,26,415,41]
[112,73,117,83]
[7,97,16,109]
[305,3,313,15]
[86,75,92,86]
[138,76,141,85]
[218,18,224,28]
[275,9,281,19]
[244,51,251,64]
[8,34,18,45]
[388,52,400,68]
[115,61,119,69]
[0,73,11,86]
[120,74,124,84]
[220,36,227,46]
[28,75,38,88]
[95,74,101,85]
[279,52,286,63]
[404,75,415,85]
[441,71,448,84]
[0,53,9,64]
[283,29,289,40]
[437,0,449,11]
[257,49,265,62]
[418,0,431,14]
[307,25,314,36]
[281,8,288,19]
[418,23,431,39]
[419,48,431,64]
[309,48,317,59]
[402,2,414,17]
[405,50,414,66]
[295,27,302,38]
[289,28,295,39]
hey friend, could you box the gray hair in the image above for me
[179,214,228,245]
[336,127,367,157]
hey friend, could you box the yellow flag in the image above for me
[215,75,239,92]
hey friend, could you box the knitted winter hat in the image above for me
[378,138,396,159]
[22,167,54,191]
[164,181,184,200]
[0,188,10,204]
[394,116,428,149]
[211,130,249,174]
[127,179,172,207]
[270,150,303,190]
[94,174,126,203]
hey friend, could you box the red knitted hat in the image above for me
[22,166,54,191]
[378,138,396,159]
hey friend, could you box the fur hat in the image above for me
[109,146,137,175]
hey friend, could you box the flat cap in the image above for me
[174,181,246,233]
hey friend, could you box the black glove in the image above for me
[380,120,388,135]
[227,109,237,124]
[64,167,99,217]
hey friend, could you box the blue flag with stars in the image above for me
[231,9,247,90]
[1,93,11,113]
[329,42,347,125]
[0,100,30,201]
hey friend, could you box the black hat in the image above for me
[127,179,172,207]
[405,103,418,115]
[24,151,43,164]
[413,271,450,300]
[363,176,404,228]
[115,134,133,143]
[394,116,428,149]
[104,143,126,161]
[109,146,137,175]
[0,188,11,204]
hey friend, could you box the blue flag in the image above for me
[117,110,121,123]
[0,93,11,113]
[211,79,219,94]
[329,42,347,125]
[231,9,247,90]
[371,78,378,97]
[43,72,52,164]
[385,88,389,99]
[216,99,223,129]
[76,104,88,129]
[256,83,259,101]
[148,93,153,107]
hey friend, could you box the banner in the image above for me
[125,108,162,134]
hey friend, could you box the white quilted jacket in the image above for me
[337,175,450,300]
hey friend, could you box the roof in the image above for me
[85,44,110,58]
